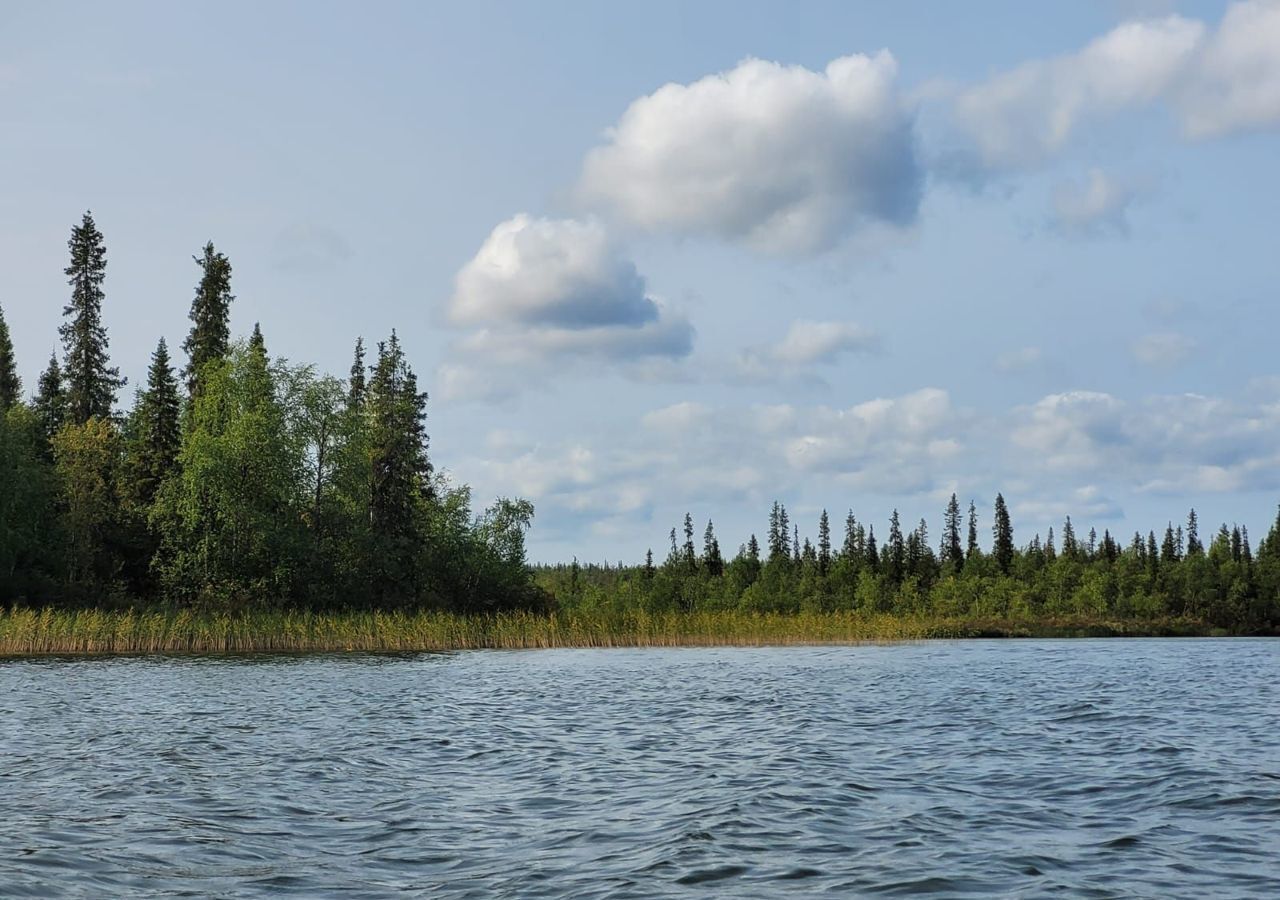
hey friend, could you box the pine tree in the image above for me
[182,242,234,398]
[1062,516,1078,559]
[643,548,655,579]
[249,322,266,355]
[124,338,181,507]
[347,337,367,410]
[1045,526,1057,562]
[61,211,123,423]
[777,504,791,561]
[0,302,20,409]
[817,509,831,575]
[792,523,801,565]
[33,351,66,445]
[943,493,963,573]
[1161,524,1179,563]
[992,493,1013,575]
[864,525,879,571]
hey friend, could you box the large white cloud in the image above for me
[442,214,694,400]
[576,52,923,255]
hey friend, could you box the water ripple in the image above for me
[2,640,1279,897]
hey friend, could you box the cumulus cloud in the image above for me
[1050,169,1143,235]
[950,2,1280,171]
[577,52,923,255]
[953,15,1204,168]
[1177,0,1280,137]
[1132,331,1196,366]
[442,214,694,400]
[450,214,656,328]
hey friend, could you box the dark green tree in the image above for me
[0,302,20,409]
[182,242,234,398]
[817,509,831,575]
[33,351,66,446]
[124,338,182,508]
[943,493,963,573]
[347,337,367,410]
[966,500,979,558]
[60,211,124,423]
[992,493,1014,575]
[1186,508,1203,557]
[703,519,723,576]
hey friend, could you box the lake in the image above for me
[3,640,1278,897]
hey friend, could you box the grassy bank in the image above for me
[0,607,1225,656]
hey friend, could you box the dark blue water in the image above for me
[3,640,1279,898]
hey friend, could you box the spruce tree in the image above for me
[842,511,859,558]
[966,500,979,558]
[817,509,831,575]
[125,338,182,506]
[348,337,367,410]
[183,242,234,398]
[703,520,723,576]
[944,493,963,572]
[992,493,1014,575]
[33,351,66,444]
[1186,509,1203,557]
[792,523,801,565]
[0,302,20,409]
[682,513,697,571]
[367,331,432,603]
[887,510,905,583]
[61,211,123,423]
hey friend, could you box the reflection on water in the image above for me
[3,640,1279,897]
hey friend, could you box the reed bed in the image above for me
[0,607,1213,656]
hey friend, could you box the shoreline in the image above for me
[0,608,1254,657]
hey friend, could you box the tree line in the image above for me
[539,496,1280,632]
[0,212,542,611]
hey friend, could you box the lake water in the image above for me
[3,640,1279,898]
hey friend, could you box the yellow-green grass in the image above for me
[0,607,1216,656]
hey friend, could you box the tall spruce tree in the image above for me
[125,338,182,507]
[966,500,980,558]
[61,211,123,423]
[992,493,1014,574]
[944,493,963,573]
[367,331,433,604]
[817,509,831,574]
[0,302,20,409]
[703,519,723,576]
[183,242,234,398]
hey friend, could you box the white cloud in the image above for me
[1132,331,1196,366]
[577,52,922,255]
[1050,169,1143,235]
[1177,0,1280,137]
[954,15,1204,168]
[735,320,880,382]
[770,320,881,365]
[950,2,1280,171]
[442,215,694,400]
[450,214,656,328]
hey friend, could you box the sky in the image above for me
[2,0,1279,562]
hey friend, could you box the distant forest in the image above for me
[536,498,1280,632]
[0,212,540,611]
[2,213,1279,632]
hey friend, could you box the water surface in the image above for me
[3,640,1279,897]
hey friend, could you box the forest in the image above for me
[538,497,1280,633]
[0,213,541,613]
[2,213,1279,635]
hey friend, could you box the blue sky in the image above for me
[3,0,1279,561]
